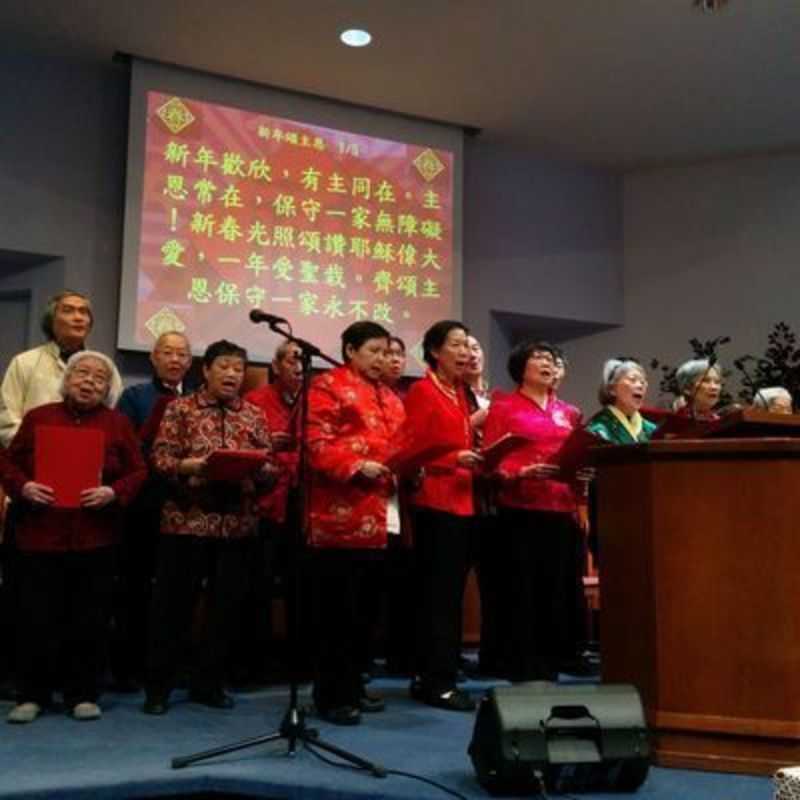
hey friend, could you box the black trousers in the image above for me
[474,512,508,674]
[0,542,16,687]
[384,535,417,674]
[498,507,583,681]
[229,526,277,682]
[109,498,160,684]
[310,550,376,710]
[412,509,475,693]
[15,547,115,707]
[146,535,249,698]
[0,506,20,689]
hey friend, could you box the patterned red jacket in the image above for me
[1,402,147,552]
[151,389,273,538]
[306,365,405,549]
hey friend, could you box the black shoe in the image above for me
[422,687,476,712]
[409,676,425,700]
[318,705,361,726]
[188,689,235,710]
[142,695,168,715]
[359,689,386,713]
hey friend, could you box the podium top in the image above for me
[648,407,800,442]
[595,435,800,465]
[707,408,800,438]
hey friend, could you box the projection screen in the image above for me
[118,57,464,372]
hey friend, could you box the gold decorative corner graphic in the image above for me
[413,149,445,182]
[156,97,195,135]
[145,307,187,339]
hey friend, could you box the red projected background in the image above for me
[134,92,456,366]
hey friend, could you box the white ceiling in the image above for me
[2,0,799,170]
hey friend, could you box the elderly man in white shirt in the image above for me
[0,290,122,447]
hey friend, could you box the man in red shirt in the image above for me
[237,342,303,685]
[245,342,302,526]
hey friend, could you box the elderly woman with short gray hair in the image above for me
[0,351,146,724]
[753,387,793,415]
[586,359,657,444]
[675,358,723,421]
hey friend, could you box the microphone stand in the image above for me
[171,320,387,778]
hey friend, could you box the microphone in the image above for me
[249,309,288,326]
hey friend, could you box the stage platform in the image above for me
[0,677,773,800]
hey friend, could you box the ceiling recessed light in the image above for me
[340,29,372,47]
[693,0,730,12]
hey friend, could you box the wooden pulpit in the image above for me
[595,413,800,775]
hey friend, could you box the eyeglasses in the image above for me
[528,352,556,364]
[72,367,110,387]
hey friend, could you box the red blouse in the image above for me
[306,364,405,549]
[483,389,581,513]
[400,372,474,517]
[1,402,147,552]
[245,382,299,525]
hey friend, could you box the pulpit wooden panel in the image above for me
[596,438,800,775]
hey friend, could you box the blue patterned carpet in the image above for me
[0,677,772,800]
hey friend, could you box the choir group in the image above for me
[0,290,793,727]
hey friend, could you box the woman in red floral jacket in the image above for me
[143,340,274,715]
[306,321,405,725]
[400,320,483,712]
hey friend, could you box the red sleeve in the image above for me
[400,381,461,471]
[306,377,363,483]
[108,413,148,507]
[483,398,520,479]
[0,414,34,500]
[482,397,505,449]
[151,398,187,479]
[140,395,175,452]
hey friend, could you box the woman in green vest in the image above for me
[585,359,656,563]
[586,358,657,444]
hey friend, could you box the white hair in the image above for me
[153,330,190,352]
[60,350,122,407]
[753,386,792,410]
[675,359,721,397]
[599,359,646,405]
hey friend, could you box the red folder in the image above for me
[554,427,608,477]
[386,441,460,476]
[480,433,532,471]
[35,425,105,508]
[205,449,268,481]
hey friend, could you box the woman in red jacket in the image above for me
[306,321,405,725]
[1,351,146,724]
[401,320,482,711]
